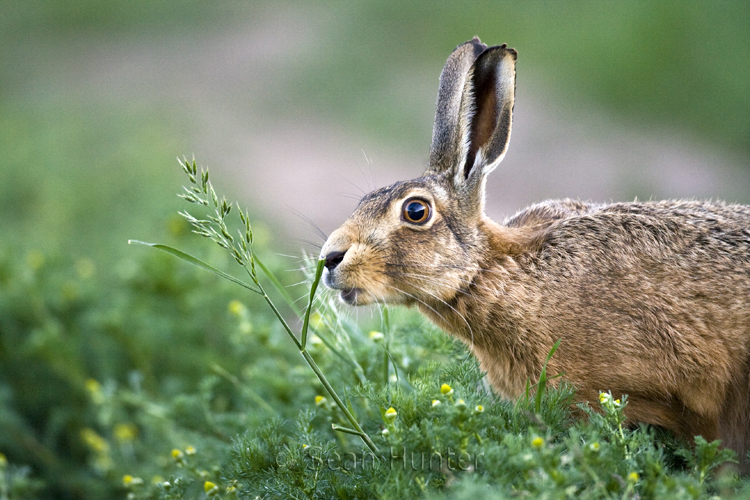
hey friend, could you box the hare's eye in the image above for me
[402,199,431,225]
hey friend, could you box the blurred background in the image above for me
[2,0,748,261]
[1,1,749,498]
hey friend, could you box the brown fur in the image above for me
[320,38,750,469]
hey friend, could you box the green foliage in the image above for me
[0,226,299,497]
[0,453,43,500]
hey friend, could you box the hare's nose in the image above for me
[324,250,347,271]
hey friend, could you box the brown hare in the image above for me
[320,37,750,468]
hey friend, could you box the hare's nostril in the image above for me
[324,250,347,271]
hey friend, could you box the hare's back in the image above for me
[549,200,750,258]
[500,199,750,389]
[511,199,750,346]
[506,199,750,258]
[506,199,750,233]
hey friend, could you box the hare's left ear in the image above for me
[427,43,517,191]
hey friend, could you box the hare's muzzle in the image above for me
[320,248,364,305]
[321,221,389,306]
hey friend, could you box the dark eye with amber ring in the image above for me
[402,198,431,224]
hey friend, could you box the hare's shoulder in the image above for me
[503,199,600,229]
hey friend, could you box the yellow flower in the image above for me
[628,472,640,482]
[85,379,104,405]
[185,446,197,455]
[600,392,622,408]
[440,384,453,396]
[531,436,544,448]
[228,300,244,316]
[475,405,484,413]
[122,475,142,487]
[431,399,442,407]
[314,395,327,406]
[589,442,600,452]
[81,428,109,453]
[369,331,384,342]
[204,481,219,494]
[114,423,138,443]
[384,407,398,421]
[455,399,466,407]
[171,448,184,461]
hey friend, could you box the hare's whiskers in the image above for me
[379,282,451,327]
[405,282,476,353]
[381,281,475,353]
[289,207,329,242]
[385,268,498,298]
[383,271,472,298]
[288,278,313,288]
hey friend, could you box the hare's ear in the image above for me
[427,42,517,188]
[428,37,487,174]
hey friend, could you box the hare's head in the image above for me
[321,38,516,307]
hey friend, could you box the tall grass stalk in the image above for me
[130,158,377,453]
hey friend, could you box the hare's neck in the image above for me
[479,217,540,257]
[418,218,536,335]
[416,218,543,396]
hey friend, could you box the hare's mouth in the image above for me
[340,288,362,305]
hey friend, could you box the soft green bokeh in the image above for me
[2,1,748,260]
[2,1,748,257]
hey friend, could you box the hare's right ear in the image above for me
[427,39,517,192]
